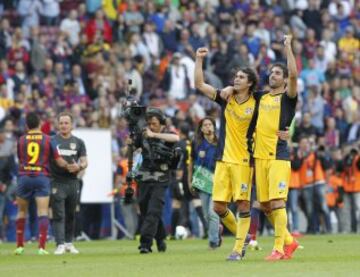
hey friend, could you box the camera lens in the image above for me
[134,108,142,116]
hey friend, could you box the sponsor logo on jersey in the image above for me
[57,145,78,156]
[241,183,248,192]
[245,107,253,115]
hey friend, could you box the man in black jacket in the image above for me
[133,108,179,254]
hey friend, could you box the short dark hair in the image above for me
[179,122,190,138]
[270,63,289,79]
[146,107,166,125]
[57,111,73,122]
[26,112,40,129]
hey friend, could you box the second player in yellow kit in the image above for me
[248,35,300,261]
[253,92,296,203]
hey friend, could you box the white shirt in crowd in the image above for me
[143,31,161,60]
[40,0,60,18]
[168,65,187,100]
[60,18,81,46]
[320,40,337,63]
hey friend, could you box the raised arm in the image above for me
[195,48,217,99]
[284,35,298,98]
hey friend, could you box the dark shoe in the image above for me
[209,241,219,250]
[156,240,167,252]
[138,246,152,254]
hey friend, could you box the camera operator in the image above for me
[132,107,179,254]
[342,145,360,233]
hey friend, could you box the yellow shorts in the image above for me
[212,161,253,202]
[255,159,290,203]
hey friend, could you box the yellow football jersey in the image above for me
[214,91,256,165]
[253,92,297,160]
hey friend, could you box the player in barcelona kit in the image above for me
[14,112,69,255]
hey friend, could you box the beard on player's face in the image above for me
[269,83,280,89]
[269,77,284,89]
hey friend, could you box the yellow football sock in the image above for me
[233,212,251,254]
[272,208,288,254]
[220,209,237,235]
[266,211,293,245]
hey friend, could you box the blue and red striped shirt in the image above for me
[17,130,59,176]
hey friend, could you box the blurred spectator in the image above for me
[293,112,318,142]
[0,128,16,241]
[86,0,102,15]
[123,1,144,34]
[0,19,11,59]
[162,52,191,100]
[160,20,178,53]
[342,146,360,233]
[142,21,162,64]
[307,86,325,133]
[40,0,61,26]
[338,25,360,61]
[60,9,81,46]
[324,117,340,148]
[301,59,325,93]
[17,0,41,38]
[346,111,360,143]
[210,41,231,85]
[320,28,337,63]
[302,0,322,39]
[85,9,112,44]
[30,31,48,73]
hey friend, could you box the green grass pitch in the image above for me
[1,235,360,277]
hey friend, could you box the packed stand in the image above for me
[0,0,359,241]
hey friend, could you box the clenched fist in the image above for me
[196,47,209,58]
[284,35,293,47]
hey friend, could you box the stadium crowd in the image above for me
[0,0,359,243]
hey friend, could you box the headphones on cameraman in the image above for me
[146,107,166,125]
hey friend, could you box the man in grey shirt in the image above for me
[50,112,87,255]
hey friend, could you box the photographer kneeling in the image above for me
[132,108,179,254]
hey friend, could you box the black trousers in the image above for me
[138,181,168,248]
[50,180,80,245]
